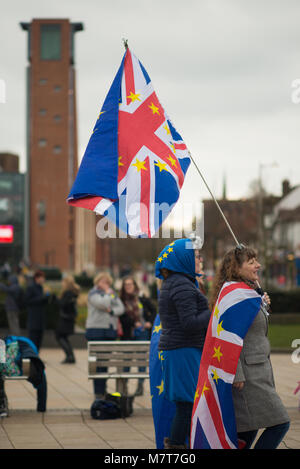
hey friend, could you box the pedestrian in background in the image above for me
[0,274,22,336]
[25,270,50,352]
[85,272,124,399]
[55,276,80,364]
[119,275,156,396]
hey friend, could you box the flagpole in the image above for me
[189,153,267,294]
[188,152,240,246]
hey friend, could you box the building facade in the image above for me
[20,19,83,270]
[0,172,25,266]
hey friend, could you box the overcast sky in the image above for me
[1,0,300,215]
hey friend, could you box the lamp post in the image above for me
[258,162,278,287]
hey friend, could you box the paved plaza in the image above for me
[0,348,299,449]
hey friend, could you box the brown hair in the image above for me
[209,245,257,309]
[34,270,45,280]
[120,275,139,302]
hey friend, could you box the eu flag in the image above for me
[149,314,176,449]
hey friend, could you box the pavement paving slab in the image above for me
[0,348,299,450]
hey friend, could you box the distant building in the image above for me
[202,191,282,271]
[0,154,24,265]
[273,184,300,255]
[20,19,83,270]
[0,153,19,173]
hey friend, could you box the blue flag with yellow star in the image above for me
[149,314,176,449]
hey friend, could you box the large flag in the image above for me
[190,281,262,449]
[68,48,191,237]
[149,314,176,449]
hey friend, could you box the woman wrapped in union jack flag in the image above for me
[209,245,290,449]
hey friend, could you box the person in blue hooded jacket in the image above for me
[155,238,211,449]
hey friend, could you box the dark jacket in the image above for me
[0,275,22,313]
[4,335,47,412]
[120,295,157,340]
[25,282,49,330]
[56,290,78,336]
[158,272,211,350]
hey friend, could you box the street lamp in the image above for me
[258,161,278,287]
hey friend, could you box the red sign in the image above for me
[0,225,14,243]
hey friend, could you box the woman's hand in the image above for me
[263,292,271,306]
[233,381,244,391]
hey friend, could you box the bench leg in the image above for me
[116,378,128,395]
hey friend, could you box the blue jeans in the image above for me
[238,421,290,449]
[86,328,117,396]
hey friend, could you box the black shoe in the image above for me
[61,357,76,364]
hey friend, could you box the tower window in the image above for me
[53,145,62,154]
[38,139,47,147]
[37,200,46,226]
[40,24,61,61]
[39,109,47,116]
[53,114,62,122]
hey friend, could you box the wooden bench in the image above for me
[88,341,150,395]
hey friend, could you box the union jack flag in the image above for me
[67,48,191,237]
[190,282,261,449]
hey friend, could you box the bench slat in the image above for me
[87,341,151,382]
[90,352,149,360]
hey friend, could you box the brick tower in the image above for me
[20,19,83,270]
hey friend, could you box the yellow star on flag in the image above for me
[118,156,124,166]
[158,351,164,361]
[168,247,173,253]
[217,320,225,336]
[163,252,168,258]
[214,305,219,318]
[153,323,162,334]
[212,346,223,363]
[170,143,176,153]
[194,388,200,401]
[132,158,147,172]
[156,379,164,395]
[167,155,177,167]
[149,102,160,115]
[163,123,171,135]
[157,256,163,263]
[127,91,141,103]
[155,160,168,172]
[97,110,105,119]
[201,382,210,396]
[211,369,220,384]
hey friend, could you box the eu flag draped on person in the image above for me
[150,238,199,449]
[190,282,262,449]
[149,314,176,449]
[67,47,191,237]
